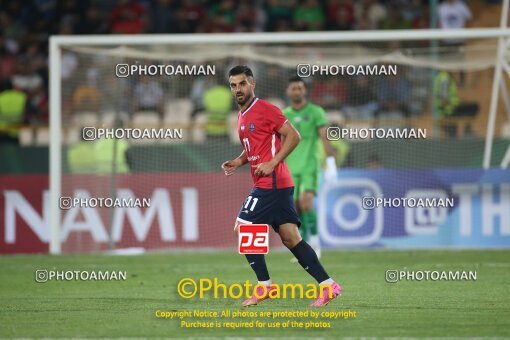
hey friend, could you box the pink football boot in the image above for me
[310,282,342,307]
[242,284,277,307]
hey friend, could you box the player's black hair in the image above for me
[228,65,254,78]
[288,76,305,84]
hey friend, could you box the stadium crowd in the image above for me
[0,0,480,142]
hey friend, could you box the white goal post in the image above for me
[49,6,510,254]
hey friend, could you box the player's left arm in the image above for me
[315,102,339,180]
[318,126,336,158]
[319,125,338,181]
[254,121,301,176]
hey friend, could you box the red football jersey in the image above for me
[237,97,294,189]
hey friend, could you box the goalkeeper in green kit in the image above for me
[283,76,338,259]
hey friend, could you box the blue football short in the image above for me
[236,187,301,232]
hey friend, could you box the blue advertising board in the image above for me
[318,169,510,248]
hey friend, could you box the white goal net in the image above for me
[49,29,510,253]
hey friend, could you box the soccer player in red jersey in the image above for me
[222,66,342,307]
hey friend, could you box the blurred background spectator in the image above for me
[77,5,109,34]
[203,82,232,139]
[72,69,102,112]
[328,0,356,31]
[311,76,347,110]
[438,0,472,32]
[266,0,296,31]
[354,0,387,30]
[132,74,165,116]
[343,76,379,120]
[438,0,473,87]
[109,0,147,34]
[294,0,326,31]
[12,59,43,95]
[204,0,236,33]
[376,70,411,119]
[67,119,129,174]
[433,70,479,138]
[381,5,413,29]
[0,80,27,143]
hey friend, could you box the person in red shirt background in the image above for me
[110,0,146,34]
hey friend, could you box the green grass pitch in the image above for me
[1,249,509,338]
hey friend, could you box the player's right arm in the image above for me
[222,150,248,176]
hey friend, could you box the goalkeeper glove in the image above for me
[324,156,337,182]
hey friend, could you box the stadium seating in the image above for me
[72,111,99,127]
[192,112,208,143]
[164,99,194,125]
[132,111,161,127]
[18,127,33,146]
[34,127,50,146]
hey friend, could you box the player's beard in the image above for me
[236,92,252,106]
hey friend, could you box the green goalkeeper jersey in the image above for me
[283,102,328,175]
